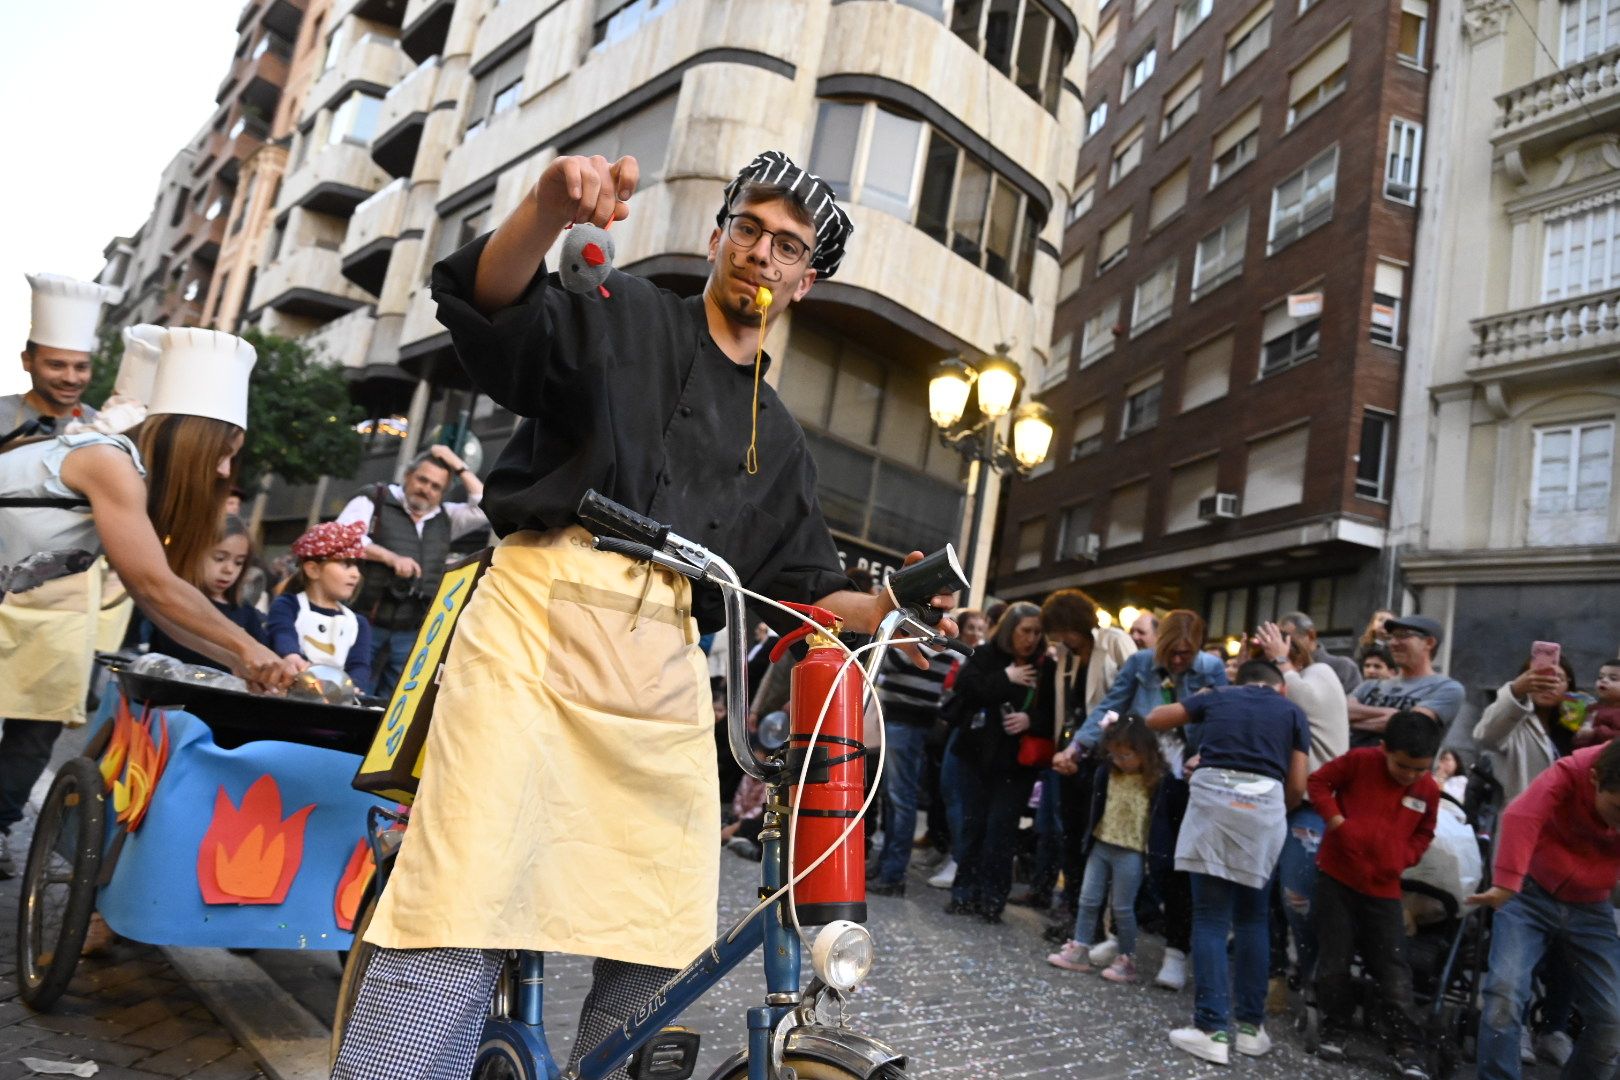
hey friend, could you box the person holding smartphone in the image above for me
[1475,641,1585,803]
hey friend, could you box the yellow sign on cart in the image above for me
[353,549,491,803]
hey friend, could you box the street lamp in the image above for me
[929,349,1055,602]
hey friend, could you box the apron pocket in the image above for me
[543,578,701,723]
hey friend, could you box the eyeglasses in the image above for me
[1389,629,1425,641]
[725,214,814,266]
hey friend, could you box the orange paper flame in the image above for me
[333,838,376,931]
[99,700,170,832]
[197,775,315,905]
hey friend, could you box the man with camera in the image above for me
[336,444,488,695]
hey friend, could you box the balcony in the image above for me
[281,141,390,218]
[303,305,376,370]
[1468,286,1620,385]
[309,33,410,115]
[218,34,291,113]
[1494,47,1620,171]
[217,113,271,184]
[189,212,230,266]
[400,0,453,63]
[343,0,408,28]
[372,57,438,177]
[341,178,408,295]
[252,243,371,319]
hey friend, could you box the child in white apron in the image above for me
[266,521,373,690]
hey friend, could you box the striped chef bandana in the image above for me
[717,151,854,279]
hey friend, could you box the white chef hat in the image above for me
[146,328,257,431]
[26,273,115,352]
[66,323,167,436]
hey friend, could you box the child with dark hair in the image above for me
[1469,739,1620,1079]
[1047,716,1163,983]
[1574,659,1620,748]
[142,515,267,669]
[1307,710,1443,1078]
[1360,644,1396,683]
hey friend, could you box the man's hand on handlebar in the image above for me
[813,550,960,669]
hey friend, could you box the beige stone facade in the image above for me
[1394,0,1620,691]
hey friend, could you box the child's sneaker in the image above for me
[1315,1022,1348,1062]
[1100,955,1137,983]
[1045,940,1093,972]
[1395,1050,1432,1079]
[1169,1027,1230,1065]
[1154,947,1188,990]
[1088,937,1120,966]
[1236,1023,1272,1057]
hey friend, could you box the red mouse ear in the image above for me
[582,243,606,267]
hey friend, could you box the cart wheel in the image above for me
[330,874,385,1067]
[15,758,105,1010]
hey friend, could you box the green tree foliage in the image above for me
[85,326,363,488]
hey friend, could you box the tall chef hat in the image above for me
[146,328,257,431]
[717,151,854,279]
[64,324,166,436]
[26,273,115,352]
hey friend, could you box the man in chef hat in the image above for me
[0,273,116,445]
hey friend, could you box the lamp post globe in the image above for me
[1010,402,1055,469]
[974,353,1022,421]
[928,356,976,429]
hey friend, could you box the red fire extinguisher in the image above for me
[770,603,867,925]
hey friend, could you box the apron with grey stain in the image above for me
[364,527,718,969]
[1174,767,1288,889]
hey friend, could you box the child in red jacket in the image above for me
[1308,710,1442,1079]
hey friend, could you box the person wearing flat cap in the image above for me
[0,273,114,447]
[1347,614,1464,749]
[332,152,958,1079]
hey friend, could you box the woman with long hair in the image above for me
[940,601,1054,922]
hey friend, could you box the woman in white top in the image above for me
[1253,620,1351,990]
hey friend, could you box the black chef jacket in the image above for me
[431,233,850,633]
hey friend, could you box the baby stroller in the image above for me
[1301,757,1504,1078]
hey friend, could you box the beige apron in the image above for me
[365,527,720,969]
[0,559,132,726]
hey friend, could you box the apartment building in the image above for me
[994,0,1433,646]
[1392,0,1620,692]
[100,0,310,332]
[217,0,1090,562]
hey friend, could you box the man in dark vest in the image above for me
[335,444,489,694]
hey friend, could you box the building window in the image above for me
[1013,518,1047,571]
[1268,146,1338,253]
[1131,259,1178,334]
[230,173,257,237]
[1174,0,1215,45]
[1122,374,1164,434]
[593,0,682,48]
[1058,252,1086,299]
[1287,29,1350,128]
[1192,209,1248,298]
[1355,409,1394,500]
[1371,260,1405,346]
[1045,332,1075,386]
[1161,68,1202,140]
[1066,171,1096,225]
[1086,100,1110,140]
[183,279,201,302]
[329,92,384,146]
[1071,403,1106,459]
[321,20,350,74]
[1244,425,1309,515]
[1542,201,1620,302]
[1561,0,1620,64]
[1105,481,1149,547]
[812,100,1046,296]
[1166,456,1220,532]
[1149,163,1189,230]
[1224,2,1273,81]
[1210,104,1260,187]
[1398,0,1429,64]
[1385,118,1423,204]
[492,79,522,117]
[946,0,1073,112]
[1123,44,1158,100]
[1531,420,1613,545]
[465,45,530,141]
[1260,298,1322,375]
[1081,298,1121,363]
[1056,503,1096,558]
[1110,124,1144,184]
[559,94,678,187]
[1182,332,1234,411]
[204,197,225,221]
[1097,210,1132,273]
[1093,14,1119,65]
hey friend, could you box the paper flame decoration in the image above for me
[333,838,377,931]
[97,699,170,832]
[197,775,316,905]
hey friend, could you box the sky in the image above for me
[0,1,239,396]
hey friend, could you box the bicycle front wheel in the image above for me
[16,758,104,1011]
[709,1055,909,1079]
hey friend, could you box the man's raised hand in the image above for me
[533,155,640,231]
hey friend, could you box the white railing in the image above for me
[1495,46,1620,143]
[1469,286,1620,374]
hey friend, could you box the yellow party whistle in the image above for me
[755,285,773,312]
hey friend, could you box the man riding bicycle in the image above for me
[332,150,955,1080]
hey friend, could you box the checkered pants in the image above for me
[331,947,677,1080]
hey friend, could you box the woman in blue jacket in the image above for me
[1053,609,1226,990]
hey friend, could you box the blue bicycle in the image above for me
[334,492,969,1080]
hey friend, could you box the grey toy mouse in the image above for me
[559,223,615,298]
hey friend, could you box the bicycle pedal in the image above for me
[627,1027,701,1079]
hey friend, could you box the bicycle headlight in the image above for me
[810,920,874,992]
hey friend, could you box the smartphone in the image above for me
[999,702,1016,719]
[1531,641,1562,672]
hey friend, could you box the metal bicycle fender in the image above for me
[784,1027,906,1076]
